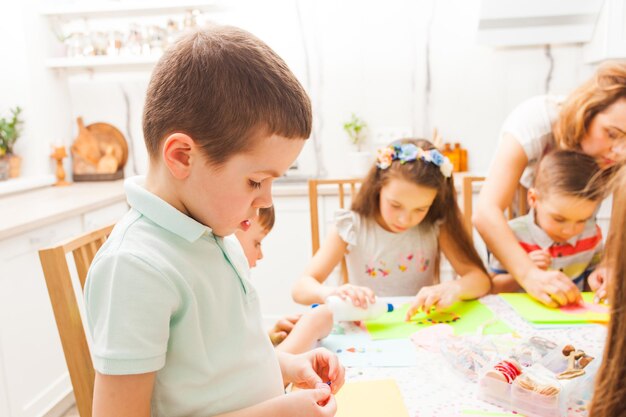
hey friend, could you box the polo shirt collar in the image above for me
[125,176,209,242]
[524,208,579,249]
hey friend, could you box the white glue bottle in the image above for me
[322,295,394,322]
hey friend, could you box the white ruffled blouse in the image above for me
[334,209,440,297]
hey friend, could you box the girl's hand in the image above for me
[520,267,581,307]
[588,267,610,304]
[405,281,461,320]
[528,249,551,270]
[331,284,376,308]
[281,348,345,394]
[285,383,336,417]
[268,314,302,345]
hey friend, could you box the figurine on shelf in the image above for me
[71,116,101,175]
[51,145,70,186]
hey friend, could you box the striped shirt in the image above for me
[488,209,603,290]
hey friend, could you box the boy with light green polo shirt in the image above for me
[85,26,344,417]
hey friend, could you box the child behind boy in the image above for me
[489,150,607,301]
[85,26,343,417]
[235,206,334,353]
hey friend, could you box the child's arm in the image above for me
[473,133,580,307]
[276,305,334,354]
[93,372,156,417]
[93,371,338,417]
[275,348,345,393]
[269,314,302,346]
[406,228,491,318]
[292,228,375,307]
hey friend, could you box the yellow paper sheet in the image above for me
[335,379,410,417]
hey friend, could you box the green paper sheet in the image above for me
[500,292,609,324]
[364,300,512,340]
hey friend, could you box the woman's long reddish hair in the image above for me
[589,167,626,417]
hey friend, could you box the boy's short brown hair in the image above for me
[143,25,312,165]
[257,206,275,232]
[534,150,608,201]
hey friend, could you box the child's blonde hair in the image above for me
[589,166,626,417]
[143,25,312,165]
[257,206,275,233]
[352,138,486,279]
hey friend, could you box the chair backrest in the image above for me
[308,179,361,284]
[38,224,114,417]
[461,176,528,240]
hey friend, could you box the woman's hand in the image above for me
[331,284,376,308]
[528,249,551,270]
[520,267,581,307]
[405,281,461,320]
[279,348,345,394]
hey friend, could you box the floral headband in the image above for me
[376,143,453,178]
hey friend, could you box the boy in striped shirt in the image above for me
[489,150,607,293]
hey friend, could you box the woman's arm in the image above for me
[473,133,579,306]
[292,229,347,305]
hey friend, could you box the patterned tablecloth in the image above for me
[328,295,606,417]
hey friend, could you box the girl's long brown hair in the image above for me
[589,167,626,417]
[351,138,487,281]
[554,61,626,149]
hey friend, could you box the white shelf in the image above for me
[40,0,219,19]
[45,55,160,69]
[0,175,56,198]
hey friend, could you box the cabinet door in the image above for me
[252,196,312,326]
[0,217,82,417]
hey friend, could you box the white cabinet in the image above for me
[0,188,127,417]
[584,0,626,63]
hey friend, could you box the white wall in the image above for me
[1,0,603,184]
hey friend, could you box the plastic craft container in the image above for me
[477,343,600,417]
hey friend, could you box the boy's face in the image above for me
[185,134,304,237]
[235,221,268,268]
[529,189,599,243]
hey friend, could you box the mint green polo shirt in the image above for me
[85,176,284,417]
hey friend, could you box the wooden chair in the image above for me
[308,179,361,284]
[461,175,528,240]
[38,224,114,417]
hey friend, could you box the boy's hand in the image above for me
[588,267,610,304]
[528,249,551,270]
[332,284,376,308]
[281,348,345,394]
[405,281,460,320]
[286,383,336,417]
[520,267,581,307]
[269,314,302,345]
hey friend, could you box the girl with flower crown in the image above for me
[292,138,490,317]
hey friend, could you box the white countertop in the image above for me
[0,180,126,240]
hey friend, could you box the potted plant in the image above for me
[0,106,23,180]
[343,113,372,177]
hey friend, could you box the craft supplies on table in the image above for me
[323,295,606,417]
[335,379,410,417]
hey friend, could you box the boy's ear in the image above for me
[162,133,195,179]
[527,188,539,209]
